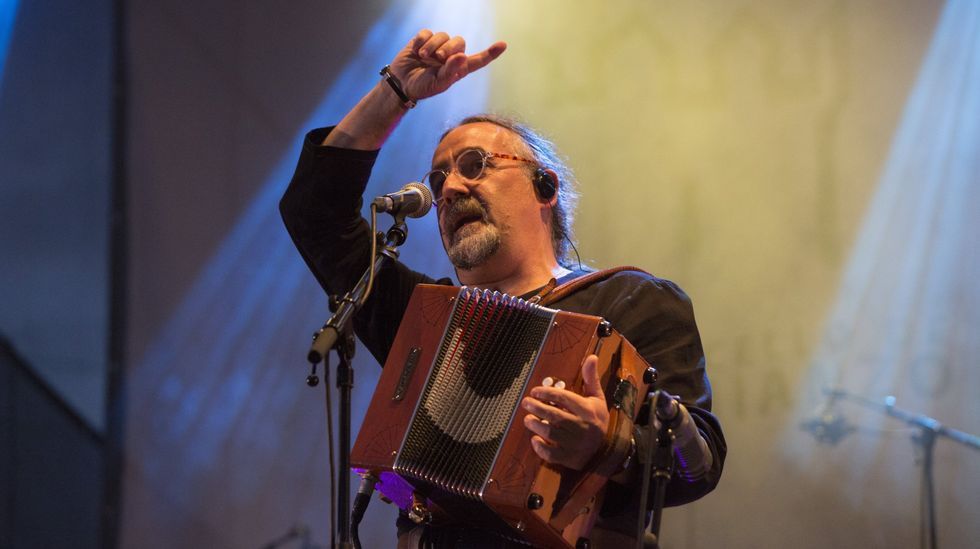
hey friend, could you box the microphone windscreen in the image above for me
[404,181,433,218]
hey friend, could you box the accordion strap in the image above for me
[537,265,652,307]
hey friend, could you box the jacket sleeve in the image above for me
[599,274,727,508]
[279,127,447,365]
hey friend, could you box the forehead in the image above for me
[431,122,527,166]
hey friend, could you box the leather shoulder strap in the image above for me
[538,266,651,307]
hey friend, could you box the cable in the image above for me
[357,204,379,308]
[563,233,584,271]
[350,473,378,549]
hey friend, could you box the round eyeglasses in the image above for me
[422,148,538,203]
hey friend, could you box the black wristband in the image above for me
[379,65,416,109]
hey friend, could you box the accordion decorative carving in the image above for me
[351,284,651,547]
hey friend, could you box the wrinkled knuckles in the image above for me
[415,29,433,45]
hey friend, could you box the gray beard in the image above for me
[447,222,501,270]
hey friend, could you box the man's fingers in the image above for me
[529,386,589,418]
[523,413,552,440]
[464,41,507,73]
[581,354,603,399]
[436,53,467,83]
[530,435,579,469]
[393,33,503,101]
[523,396,576,425]
[418,31,451,58]
[434,35,466,61]
[530,436,557,462]
[408,29,433,53]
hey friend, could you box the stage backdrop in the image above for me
[121,1,978,548]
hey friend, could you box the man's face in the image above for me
[430,122,545,271]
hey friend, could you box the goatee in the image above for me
[442,197,502,270]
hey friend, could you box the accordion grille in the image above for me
[394,287,556,500]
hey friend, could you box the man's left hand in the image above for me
[522,354,609,470]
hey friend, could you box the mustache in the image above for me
[441,196,489,231]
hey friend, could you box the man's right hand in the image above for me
[389,30,507,103]
[322,30,505,150]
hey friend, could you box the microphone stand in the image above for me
[306,215,409,549]
[636,390,672,549]
[649,419,673,545]
[824,388,980,549]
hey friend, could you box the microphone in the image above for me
[800,388,855,445]
[801,411,854,445]
[654,391,713,482]
[371,182,433,218]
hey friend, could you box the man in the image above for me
[280,30,725,547]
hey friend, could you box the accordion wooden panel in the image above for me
[351,284,651,547]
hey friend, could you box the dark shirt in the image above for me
[280,127,726,546]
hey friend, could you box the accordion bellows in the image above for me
[351,284,650,547]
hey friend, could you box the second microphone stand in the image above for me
[824,388,980,549]
[307,214,409,549]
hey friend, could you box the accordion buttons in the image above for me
[539,378,566,416]
[541,377,566,390]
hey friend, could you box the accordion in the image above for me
[351,284,651,547]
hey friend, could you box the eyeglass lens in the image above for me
[425,149,487,199]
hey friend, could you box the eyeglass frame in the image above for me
[422,148,539,205]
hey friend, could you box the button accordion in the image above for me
[351,284,651,547]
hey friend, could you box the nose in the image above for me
[438,170,471,205]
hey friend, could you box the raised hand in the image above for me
[522,354,610,471]
[323,30,505,150]
[389,29,507,102]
